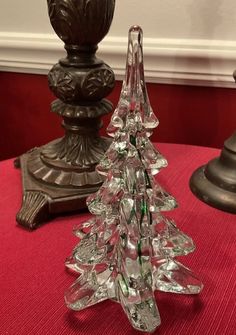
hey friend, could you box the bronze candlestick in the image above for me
[189,72,236,214]
[16,0,116,229]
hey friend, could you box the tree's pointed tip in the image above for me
[129,25,143,33]
[128,25,143,40]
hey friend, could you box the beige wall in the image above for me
[112,0,236,41]
[1,0,236,86]
[1,0,236,40]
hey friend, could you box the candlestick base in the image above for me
[190,131,236,214]
[16,138,110,229]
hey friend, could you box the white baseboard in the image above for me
[1,32,236,87]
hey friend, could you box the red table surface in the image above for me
[0,143,236,335]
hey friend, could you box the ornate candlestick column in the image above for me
[16,0,116,229]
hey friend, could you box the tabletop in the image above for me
[1,143,235,335]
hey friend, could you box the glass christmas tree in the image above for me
[64,26,203,333]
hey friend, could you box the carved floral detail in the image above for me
[82,68,115,100]
[48,66,77,102]
[41,135,110,167]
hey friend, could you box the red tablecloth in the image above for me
[1,143,235,335]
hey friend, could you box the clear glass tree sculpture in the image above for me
[64,26,203,333]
